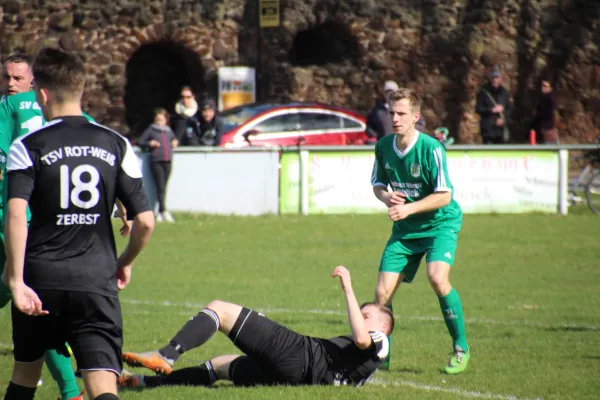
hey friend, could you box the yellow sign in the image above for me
[259,0,280,28]
[218,67,256,111]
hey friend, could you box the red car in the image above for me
[219,102,369,147]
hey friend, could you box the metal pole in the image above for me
[256,0,261,102]
[558,149,569,215]
[300,149,309,215]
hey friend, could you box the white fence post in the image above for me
[300,149,309,216]
[558,149,569,215]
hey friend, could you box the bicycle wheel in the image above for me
[585,169,600,216]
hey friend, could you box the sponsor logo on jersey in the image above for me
[410,163,421,177]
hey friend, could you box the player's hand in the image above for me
[388,204,412,221]
[11,283,48,316]
[119,219,132,237]
[496,118,505,126]
[149,140,160,148]
[332,265,353,293]
[116,265,132,290]
[389,191,406,206]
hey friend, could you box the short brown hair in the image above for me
[361,302,395,335]
[388,88,421,113]
[4,52,33,68]
[154,107,170,120]
[32,47,85,102]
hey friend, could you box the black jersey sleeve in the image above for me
[115,137,151,218]
[6,139,36,201]
[368,331,389,360]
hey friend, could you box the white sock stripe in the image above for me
[233,309,252,344]
[201,308,220,330]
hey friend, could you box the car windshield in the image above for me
[220,104,275,133]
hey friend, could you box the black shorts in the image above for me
[11,290,123,375]
[227,308,309,386]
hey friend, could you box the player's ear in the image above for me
[35,86,49,107]
[413,110,421,124]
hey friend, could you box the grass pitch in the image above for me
[1,211,599,400]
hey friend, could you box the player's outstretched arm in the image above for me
[332,266,372,349]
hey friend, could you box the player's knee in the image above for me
[427,271,450,294]
[205,299,235,325]
[206,299,227,312]
[375,285,393,305]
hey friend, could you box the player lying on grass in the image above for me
[120,266,394,388]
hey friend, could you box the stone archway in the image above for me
[288,20,360,66]
[124,40,205,136]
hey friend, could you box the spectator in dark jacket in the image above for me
[532,79,558,144]
[137,108,178,223]
[366,80,399,142]
[476,69,513,144]
[172,86,199,140]
[416,114,426,133]
[181,99,224,146]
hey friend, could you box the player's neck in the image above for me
[44,103,83,121]
[395,128,417,152]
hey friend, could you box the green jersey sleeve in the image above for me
[371,143,390,188]
[428,145,453,192]
[0,99,16,151]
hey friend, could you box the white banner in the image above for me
[280,150,560,214]
[447,151,559,213]
[138,150,280,215]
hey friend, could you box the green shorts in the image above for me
[378,230,458,283]
[0,231,11,308]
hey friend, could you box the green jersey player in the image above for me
[371,88,470,374]
[0,54,85,400]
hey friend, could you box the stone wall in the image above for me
[0,0,598,142]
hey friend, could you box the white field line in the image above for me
[0,336,542,399]
[0,339,542,400]
[120,298,600,331]
[370,378,543,400]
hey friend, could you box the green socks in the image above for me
[382,304,393,369]
[45,348,81,399]
[438,288,468,352]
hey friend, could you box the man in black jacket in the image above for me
[475,70,513,144]
[181,99,224,146]
[365,81,398,142]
